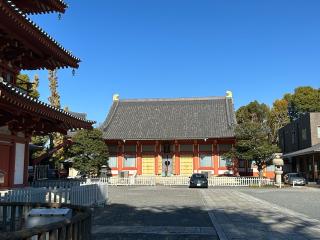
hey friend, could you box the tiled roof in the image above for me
[101,96,236,140]
[10,0,67,14]
[282,143,320,158]
[0,0,80,69]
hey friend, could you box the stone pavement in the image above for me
[201,188,320,240]
[92,186,320,239]
[93,186,218,239]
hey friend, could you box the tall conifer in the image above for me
[48,69,61,108]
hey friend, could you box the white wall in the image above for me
[14,143,25,185]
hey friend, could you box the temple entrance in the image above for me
[162,154,173,176]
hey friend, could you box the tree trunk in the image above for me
[257,161,264,178]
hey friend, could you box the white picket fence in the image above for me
[0,183,108,206]
[31,179,85,188]
[94,176,274,187]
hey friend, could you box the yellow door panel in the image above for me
[180,155,193,176]
[142,156,155,175]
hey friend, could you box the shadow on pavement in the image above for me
[92,201,320,240]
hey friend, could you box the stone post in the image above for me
[273,154,284,187]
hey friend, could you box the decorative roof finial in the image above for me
[226,90,233,98]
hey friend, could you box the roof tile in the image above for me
[101,97,236,140]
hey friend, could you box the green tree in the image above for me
[236,100,270,124]
[48,69,61,108]
[30,135,50,159]
[226,122,279,177]
[16,73,40,98]
[66,129,108,176]
[268,99,290,144]
[31,74,40,98]
[228,101,279,177]
[47,69,64,166]
[286,86,320,120]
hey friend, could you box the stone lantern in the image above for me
[100,165,108,178]
[272,154,284,187]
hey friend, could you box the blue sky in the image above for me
[25,0,320,125]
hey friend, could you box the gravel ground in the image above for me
[240,187,320,220]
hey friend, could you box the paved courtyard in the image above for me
[93,186,320,239]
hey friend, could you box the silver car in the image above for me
[283,173,306,186]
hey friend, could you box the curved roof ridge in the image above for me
[120,96,226,102]
[101,101,120,132]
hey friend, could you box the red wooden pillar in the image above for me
[193,141,199,173]
[118,142,123,172]
[137,142,142,175]
[0,142,12,189]
[155,141,159,175]
[174,142,180,175]
[213,141,219,176]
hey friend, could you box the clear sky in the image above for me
[24,0,320,125]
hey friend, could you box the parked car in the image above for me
[217,173,235,177]
[74,172,87,179]
[189,173,208,188]
[283,173,306,186]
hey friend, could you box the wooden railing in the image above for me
[95,176,274,187]
[0,202,91,240]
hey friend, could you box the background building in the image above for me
[278,112,320,182]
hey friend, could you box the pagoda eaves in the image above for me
[10,0,67,14]
[0,0,80,70]
[0,81,95,135]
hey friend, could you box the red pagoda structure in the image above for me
[0,0,94,189]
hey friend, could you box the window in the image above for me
[302,128,307,141]
[108,156,117,168]
[180,144,193,152]
[123,155,136,167]
[161,144,174,153]
[199,144,212,152]
[317,126,320,139]
[218,144,232,152]
[142,145,155,152]
[219,156,232,167]
[200,154,212,167]
[124,145,136,153]
[108,145,118,153]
